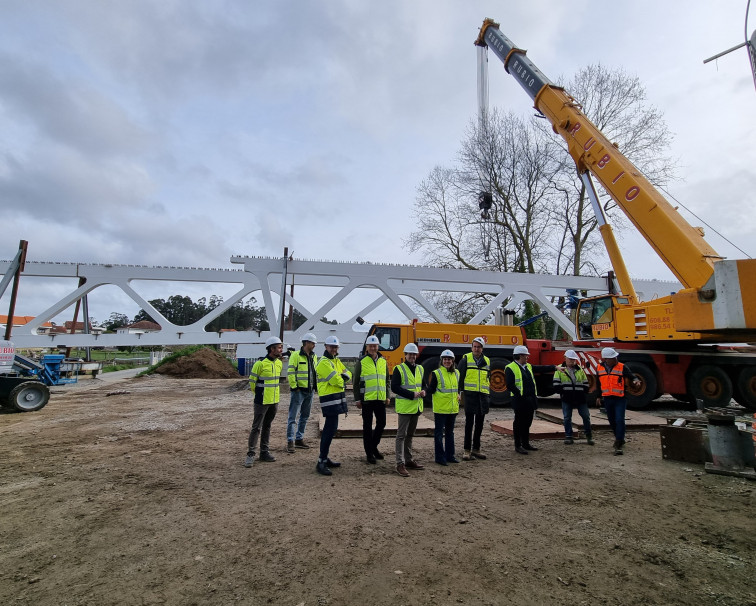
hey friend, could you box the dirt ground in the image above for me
[1,374,754,606]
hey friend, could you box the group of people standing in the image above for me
[244,333,641,475]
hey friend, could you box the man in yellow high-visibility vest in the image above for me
[457,337,490,461]
[315,336,351,476]
[391,343,426,477]
[245,337,284,468]
[353,335,390,464]
[504,345,556,455]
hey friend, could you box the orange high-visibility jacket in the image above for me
[597,362,625,397]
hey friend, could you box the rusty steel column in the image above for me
[4,240,28,341]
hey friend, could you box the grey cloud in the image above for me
[0,146,155,223]
[0,53,152,157]
[45,1,345,105]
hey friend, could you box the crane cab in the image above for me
[576,295,631,341]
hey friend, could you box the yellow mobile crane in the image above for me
[468,19,756,409]
[475,18,756,343]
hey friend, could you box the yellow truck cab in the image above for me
[365,321,528,405]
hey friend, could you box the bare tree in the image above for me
[407,110,561,274]
[409,64,674,276]
[405,64,674,324]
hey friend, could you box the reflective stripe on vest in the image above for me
[317,356,350,408]
[432,367,459,414]
[462,352,490,394]
[287,350,317,389]
[597,363,625,397]
[394,363,424,414]
[360,355,388,400]
[552,367,588,391]
[505,361,537,397]
[249,357,282,405]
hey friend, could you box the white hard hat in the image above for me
[404,343,419,354]
[265,336,282,348]
[565,350,579,360]
[440,349,455,358]
[365,335,380,345]
[473,337,486,346]
[513,345,530,356]
[601,347,619,358]
[325,336,340,346]
[301,333,317,344]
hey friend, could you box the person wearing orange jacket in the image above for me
[596,347,640,455]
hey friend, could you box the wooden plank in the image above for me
[536,408,610,430]
[490,419,566,440]
[536,408,666,431]
[319,412,435,438]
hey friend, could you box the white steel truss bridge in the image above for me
[1,254,678,358]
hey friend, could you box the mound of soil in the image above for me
[154,347,240,379]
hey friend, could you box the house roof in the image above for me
[0,315,54,328]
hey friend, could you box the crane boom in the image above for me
[476,19,756,338]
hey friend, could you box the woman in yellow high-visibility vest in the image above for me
[427,349,461,465]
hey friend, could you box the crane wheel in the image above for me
[734,366,756,411]
[688,365,733,408]
[488,359,512,407]
[7,381,51,412]
[624,362,657,410]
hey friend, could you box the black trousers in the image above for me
[463,393,487,451]
[512,395,537,448]
[319,415,339,461]
[361,400,387,456]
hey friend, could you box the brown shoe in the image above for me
[294,439,311,449]
[396,464,410,477]
[405,460,425,470]
[471,450,487,460]
[287,441,295,453]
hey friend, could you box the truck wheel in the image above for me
[734,366,756,410]
[7,381,51,412]
[688,365,733,408]
[625,362,657,410]
[488,358,511,407]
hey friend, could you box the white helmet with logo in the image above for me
[301,333,317,344]
[404,343,419,354]
[365,335,380,345]
[601,347,619,358]
[473,336,486,346]
[565,350,579,360]
[325,336,340,346]
[513,345,530,356]
[440,349,455,358]
[265,336,282,348]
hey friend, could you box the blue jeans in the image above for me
[287,389,313,441]
[603,396,627,442]
[319,415,339,461]
[561,401,592,437]
[434,413,457,462]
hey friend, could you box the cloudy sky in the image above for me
[1,0,754,325]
